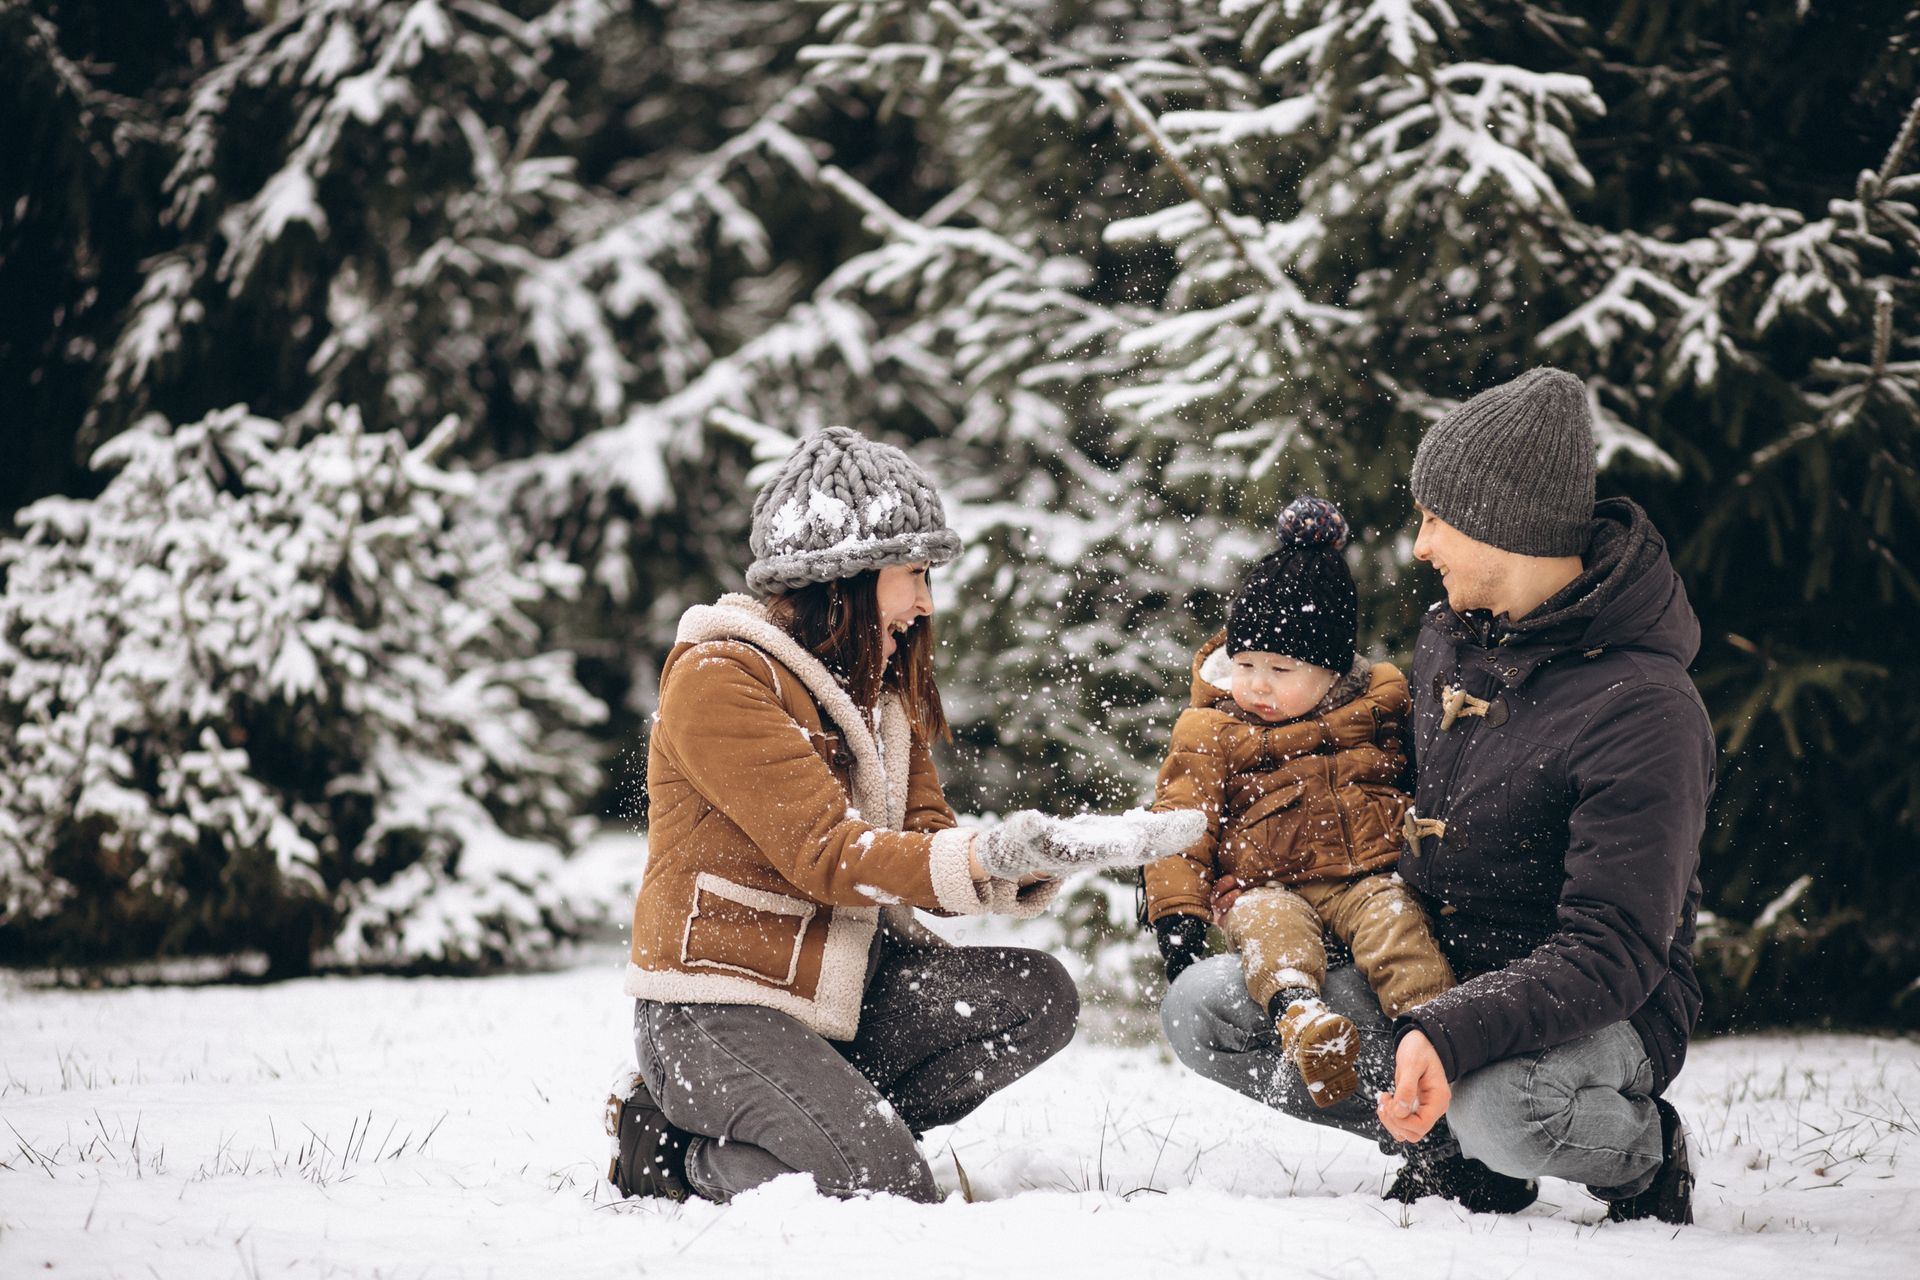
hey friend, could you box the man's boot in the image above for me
[1603,1097,1694,1225]
[1386,1146,1540,1214]
[1277,997,1360,1107]
[604,1073,692,1202]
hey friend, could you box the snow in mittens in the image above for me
[1047,807,1207,862]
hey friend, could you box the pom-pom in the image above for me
[1276,495,1349,551]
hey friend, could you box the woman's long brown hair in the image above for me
[766,569,950,742]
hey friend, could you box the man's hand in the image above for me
[1377,1029,1451,1143]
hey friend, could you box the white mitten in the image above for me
[976,808,1205,879]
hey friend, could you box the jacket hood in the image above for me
[1191,631,1235,707]
[1445,498,1700,676]
[668,593,912,831]
[1518,497,1699,662]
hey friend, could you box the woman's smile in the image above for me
[875,562,934,661]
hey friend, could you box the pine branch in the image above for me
[1757,290,1900,473]
[508,78,569,172]
[1878,91,1920,188]
[816,164,1037,271]
[1869,289,1894,385]
[1851,92,1920,255]
[1740,371,1879,478]
[1099,76,1284,290]
[928,0,1082,120]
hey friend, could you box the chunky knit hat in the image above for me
[1410,367,1597,557]
[1226,496,1357,672]
[745,426,963,594]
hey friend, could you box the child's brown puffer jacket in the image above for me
[1143,631,1412,926]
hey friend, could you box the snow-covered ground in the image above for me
[4,943,1916,1279]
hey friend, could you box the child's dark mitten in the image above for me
[1154,915,1209,984]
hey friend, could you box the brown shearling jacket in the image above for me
[1144,632,1413,926]
[625,594,1054,1039]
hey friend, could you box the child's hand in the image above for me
[1153,915,1209,984]
[1210,874,1245,924]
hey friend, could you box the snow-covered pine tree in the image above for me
[1518,2,1920,1023]
[84,0,628,457]
[5,0,897,829]
[575,0,1920,1012]
[764,0,1652,814]
[0,407,605,973]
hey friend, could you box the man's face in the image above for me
[1413,506,1506,613]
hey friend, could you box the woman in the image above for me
[608,426,1201,1205]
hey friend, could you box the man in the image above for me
[1158,367,1711,1223]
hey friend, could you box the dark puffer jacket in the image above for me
[1396,498,1713,1093]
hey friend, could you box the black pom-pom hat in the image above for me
[1225,496,1359,672]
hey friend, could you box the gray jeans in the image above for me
[1161,953,1666,1194]
[635,938,1079,1203]
[1161,953,1403,1149]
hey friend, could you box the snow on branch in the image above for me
[0,404,604,969]
[1358,61,1600,220]
[1103,77,1287,289]
[1256,0,1460,77]
[1349,0,1459,69]
[483,292,878,536]
[1158,95,1319,149]
[927,0,1083,120]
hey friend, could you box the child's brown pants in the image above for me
[1223,873,1453,1018]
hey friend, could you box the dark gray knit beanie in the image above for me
[745,426,963,594]
[1410,367,1597,557]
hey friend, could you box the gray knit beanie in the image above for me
[1410,367,1597,557]
[745,426,963,594]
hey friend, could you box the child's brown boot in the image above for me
[1278,998,1360,1107]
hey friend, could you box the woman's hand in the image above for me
[1210,874,1245,924]
[976,808,1205,880]
[966,841,1049,886]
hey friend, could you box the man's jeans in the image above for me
[1161,953,1667,1195]
[635,939,1079,1203]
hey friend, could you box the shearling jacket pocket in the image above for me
[681,873,818,986]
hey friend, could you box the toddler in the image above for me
[1144,497,1453,1106]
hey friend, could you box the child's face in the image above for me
[1229,651,1339,722]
